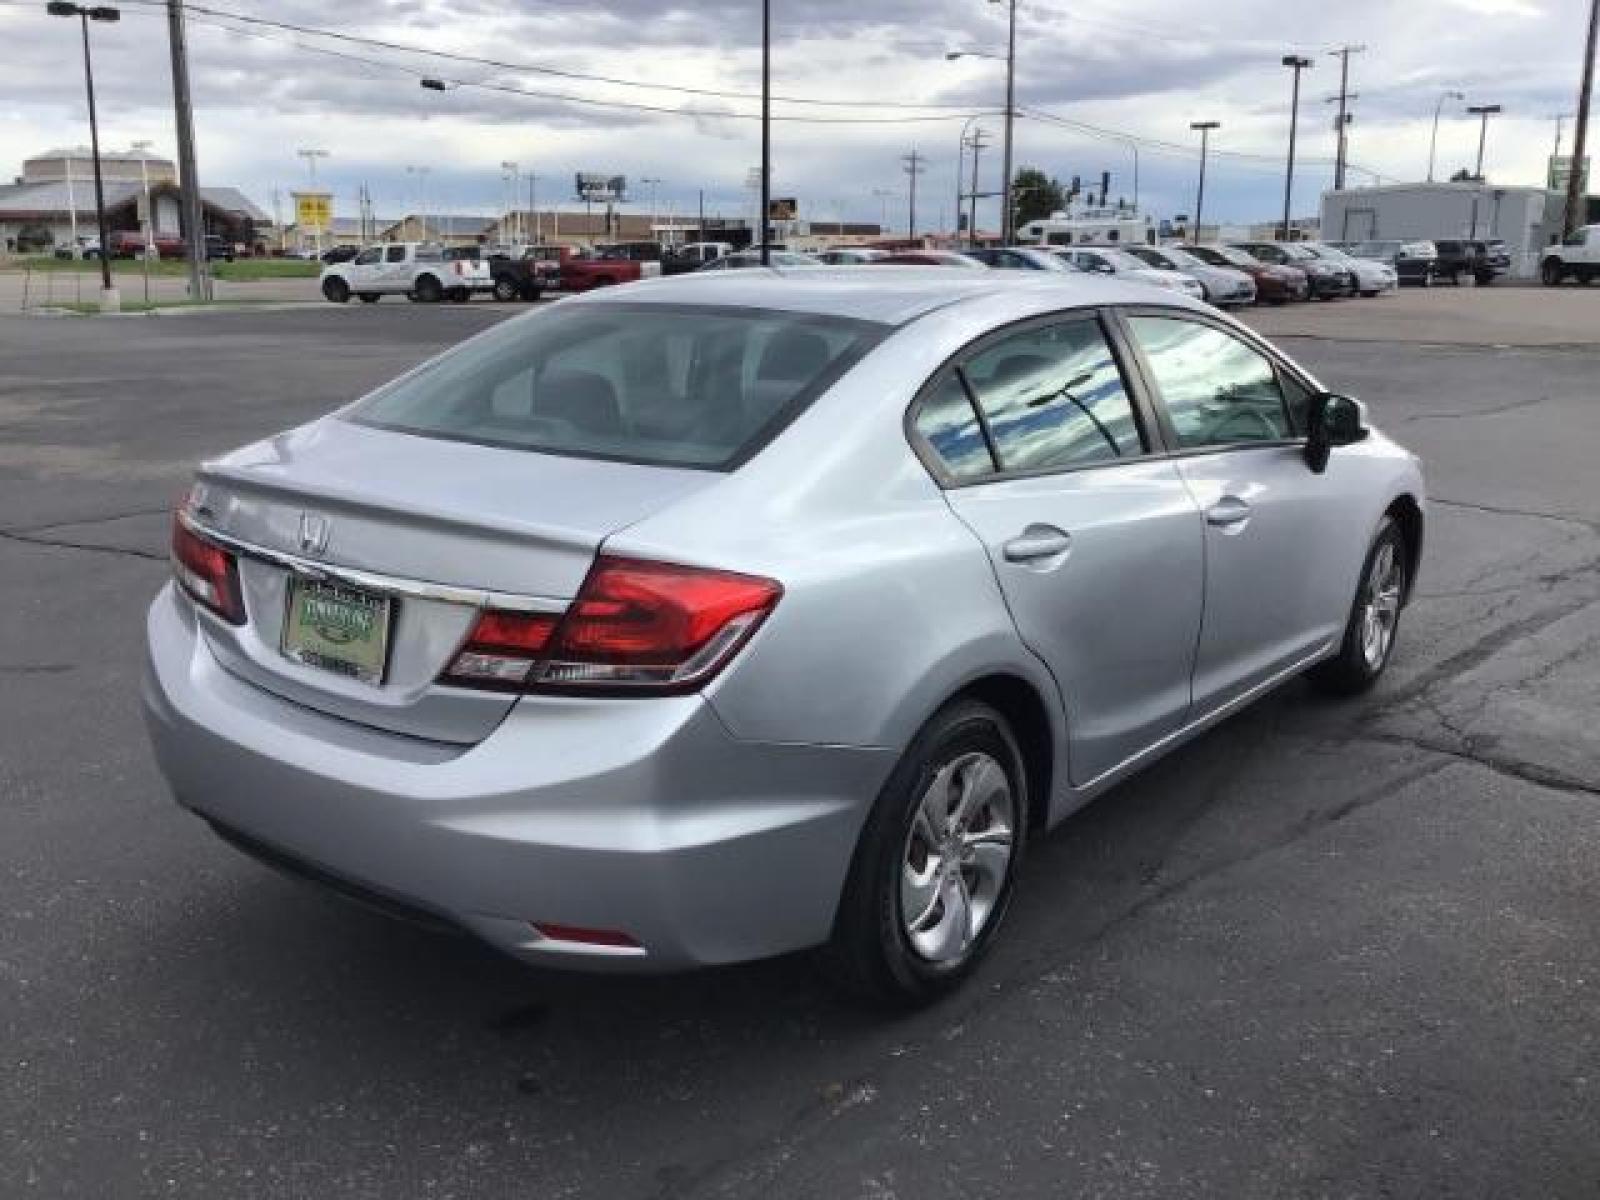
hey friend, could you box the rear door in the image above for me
[1119,311,1344,713]
[378,243,411,292]
[916,312,1205,785]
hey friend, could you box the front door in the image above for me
[1121,313,1336,713]
[346,246,383,291]
[913,314,1205,786]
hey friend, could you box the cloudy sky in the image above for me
[2,0,1593,231]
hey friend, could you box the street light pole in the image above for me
[1281,55,1313,242]
[500,161,518,241]
[1190,120,1219,243]
[760,0,770,265]
[48,1,120,308]
[1428,90,1465,182]
[1467,103,1502,179]
[131,137,154,303]
[999,0,1017,243]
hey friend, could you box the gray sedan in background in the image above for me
[145,270,1425,1006]
[1125,243,1257,307]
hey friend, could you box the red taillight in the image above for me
[439,557,781,694]
[440,610,558,689]
[171,514,245,624]
[530,922,641,949]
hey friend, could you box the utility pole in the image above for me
[968,128,989,247]
[164,0,208,299]
[50,2,121,308]
[760,0,771,264]
[902,149,926,240]
[1328,45,1365,192]
[1190,121,1219,243]
[1565,0,1599,239]
[1281,55,1313,241]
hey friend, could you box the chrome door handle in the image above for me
[1002,525,1073,563]
[1205,497,1252,527]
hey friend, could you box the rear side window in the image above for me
[349,304,885,470]
[963,319,1145,472]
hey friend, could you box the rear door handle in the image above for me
[1002,525,1073,563]
[1205,496,1252,527]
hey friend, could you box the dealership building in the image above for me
[0,147,269,253]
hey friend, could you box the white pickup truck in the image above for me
[320,242,493,304]
[1540,224,1600,286]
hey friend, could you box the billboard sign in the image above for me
[767,196,798,220]
[292,191,332,232]
[575,173,627,202]
[1548,155,1590,193]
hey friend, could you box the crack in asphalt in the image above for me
[1397,395,1549,423]
[1428,495,1600,535]
[0,503,174,537]
[0,525,166,563]
[1351,729,1600,799]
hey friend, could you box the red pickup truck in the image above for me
[110,230,186,259]
[553,243,663,291]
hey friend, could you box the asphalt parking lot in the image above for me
[3,297,1598,1199]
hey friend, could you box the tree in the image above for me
[1011,167,1066,229]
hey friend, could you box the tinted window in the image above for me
[354,248,381,266]
[1128,316,1291,447]
[350,304,885,470]
[962,319,1144,471]
[384,245,406,263]
[913,374,993,480]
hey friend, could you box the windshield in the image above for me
[1352,241,1401,257]
[348,303,886,470]
[1091,247,1149,272]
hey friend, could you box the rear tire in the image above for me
[321,277,350,304]
[1307,517,1408,696]
[414,275,444,304]
[822,699,1028,1008]
[492,277,520,302]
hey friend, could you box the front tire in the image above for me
[414,275,444,303]
[1307,517,1408,696]
[321,277,350,304]
[1542,258,1565,286]
[492,276,520,302]
[823,699,1028,1008]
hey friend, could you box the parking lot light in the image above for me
[1467,103,1502,180]
[1281,55,1313,242]
[1428,90,1466,182]
[48,0,121,309]
[1190,120,1220,244]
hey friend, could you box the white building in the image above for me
[1320,182,1589,278]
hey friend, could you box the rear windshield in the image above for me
[347,302,886,470]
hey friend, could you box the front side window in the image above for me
[1127,316,1292,448]
[384,245,406,263]
[350,304,885,470]
[961,319,1145,471]
[353,248,381,266]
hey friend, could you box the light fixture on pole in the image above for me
[1280,55,1313,242]
[1189,121,1219,243]
[47,1,120,310]
[1467,103,1502,180]
[946,1,1017,243]
[871,187,894,232]
[406,165,431,238]
[641,177,662,240]
[1428,90,1465,182]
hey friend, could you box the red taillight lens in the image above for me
[440,610,558,689]
[439,557,781,694]
[171,514,245,624]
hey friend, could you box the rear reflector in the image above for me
[439,556,781,695]
[171,513,245,624]
[531,922,641,949]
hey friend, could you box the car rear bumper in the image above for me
[142,585,892,972]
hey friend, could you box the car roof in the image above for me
[569,267,1197,327]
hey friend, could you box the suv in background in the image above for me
[1431,239,1485,285]
[1344,239,1439,287]
[1539,225,1600,286]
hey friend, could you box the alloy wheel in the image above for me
[899,751,1015,964]
[1359,541,1404,670]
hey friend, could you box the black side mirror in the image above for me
[1305,392,1369,474]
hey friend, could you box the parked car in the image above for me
[1176,244,1309,304]
[963,246,1080,273]
[1231,242,1355,298]
[320,241,493,303]
[481,246,547,302]
[145,270,1424,1006]
[1054,246,1206,299]
[870,251,989,268]
[1295,242,1397,297]
[204,234,236,263]
[696,249,825,270]
[1474,239,1511,285]
[662,242,735,274]
[1430,239,1489,286]
[1343,239,1440,287]
[813,247,890,265]
[1124,245,1256,307]
[561,247,660,290]
[1539,224,1600,286]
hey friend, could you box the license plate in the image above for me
[281,577,392,685]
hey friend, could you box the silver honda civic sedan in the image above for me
[144,269,1425,1005]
